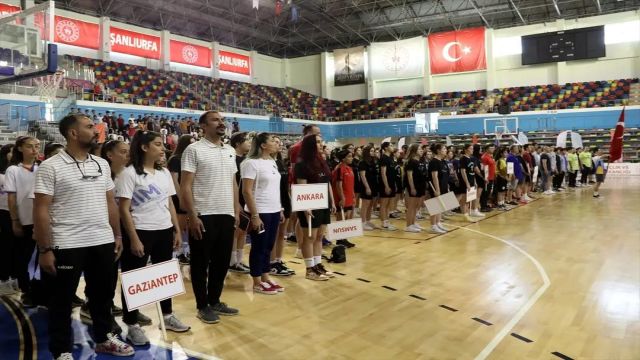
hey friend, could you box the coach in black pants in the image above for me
[181,110,240,324]
[34,114,134,359]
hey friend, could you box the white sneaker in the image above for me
[163,314,190,332]
[416,213,425,220]
[543,190,554,195]
[382,222,397,231]
[126,324,149,345]
[464,214,478,222]
[412,223,424,230]
[405,225,421,233]
[363,222,375,231]
[437,223,448,232]
[471,210,485,218]
[366,221,378,229]
[429,225,446,234]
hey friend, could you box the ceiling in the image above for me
[50,0,640,58]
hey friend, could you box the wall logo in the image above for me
[383,45,409,73]
[181,45,199,64]
[55,19,80,43]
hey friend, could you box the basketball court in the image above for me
[1,178,638,359]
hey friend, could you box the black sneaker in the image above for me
[197,306,220,324]
[228,263,249,274]
[211,302,239,316]
[178,254,190,265]
[111,317,122,335]
[286,235,297,243]
[72,295,86,308]
[389,212,401,219]
[336,239,355,248]
[270,262,291,276]
[111,304,123,316]
[480,207,492,213]
[279,261,295,275]
[136,311,152,326]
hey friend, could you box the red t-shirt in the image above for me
[332,163,355,207]
[522,152,534,173]
[481,153,496,181]
[288,141,302,184]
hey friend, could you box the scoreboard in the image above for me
[521,26,605,65]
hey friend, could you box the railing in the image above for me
[412,98,460,110]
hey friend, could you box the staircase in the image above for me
[629,83,640,106]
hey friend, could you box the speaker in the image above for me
[498,105,511,115]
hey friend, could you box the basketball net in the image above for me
[35,70,65,104]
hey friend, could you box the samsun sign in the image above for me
[291,183,329,212]
[121,259,185,311]
[110,27,160,59]
[218,50,250,75]
[326,219,363,241]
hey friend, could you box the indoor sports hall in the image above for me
[0,1,638,359]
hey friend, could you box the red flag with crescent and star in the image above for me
[428,27,486,75]
[609,107,625,163]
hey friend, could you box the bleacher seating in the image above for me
[0,47,29,66]
[493,79,637,112]
[66,56,635,121]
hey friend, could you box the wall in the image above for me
[254,53,283,88]
[437,106,640,135]
[373,78,423,98]
[286,55,320,95]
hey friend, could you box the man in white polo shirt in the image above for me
[33,114,134,360]
[181,110,240,324]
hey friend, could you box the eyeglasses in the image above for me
[66,151,103,180]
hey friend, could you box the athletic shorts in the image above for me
[408,188,426,198]
[379,184,396,198]
[495,177,508,192]
[336,206,354,212]
[596,174,605,183]
[475,176,486,189]
[360,189,378,200]
[297,208,331,229]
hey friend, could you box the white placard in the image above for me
[606,163,640,177]
[466,186,477,202]
[507,162,514,175]
[518,132,528,145]
[556,130,569,148]
[121,259,185,311]
[445,136,453,146]
[532,166,539,184]
[381,137,391,145]
[570,131,583,149]
[398,137,406,149]
[326,219,363,241]
[424,192,459,216]
[291,183,329,212]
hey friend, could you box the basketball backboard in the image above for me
[0,1,57,85]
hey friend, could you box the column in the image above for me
[485,28,497,91]
[160,30,171,71]
[250,50,258,85]
[281,57,288,89]
[211,41,220,79]
[99,17,111,62]
[320,52,329,98]
[366,46,375,99]
[423,39,433,95]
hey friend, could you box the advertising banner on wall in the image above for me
[370,36,424,80]
[218,50,250,75]
[170,40,211,68]
[110,27,161,59]
[0,2,20,16]
[333,46,365,86]
[428,27,486,75]
[54,16,99,50]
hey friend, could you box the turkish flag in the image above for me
[609,107,625,163]
[428,27,486,75]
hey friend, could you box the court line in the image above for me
[444,224,551,360]
[151,339,223,360]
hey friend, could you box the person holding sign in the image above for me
[470,145,486,218]
[181,111,240,324]
[592,148,606,198]
[241,133,286,295]
[480,144,496,212]
[403,144,425,233]
[567,147,579,188]
[115,131,190,345]
[295,134,336,281]
[455,144,477,223]
[378,142,397,231]
[428,144,449,234]
[359,145,379,231]
[332,149,356,248]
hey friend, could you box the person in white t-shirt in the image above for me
[5,136,39,307]
[0,144,19,295]
[115,131,189,345]
[241,133,285,295]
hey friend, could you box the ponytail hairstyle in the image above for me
[380,141,391,156]
[102,139,124,179]
[10,136,37,165]
[430,143,444,156]
[129,130,163,176]
[405,143,420,166]
[246,132,272,159]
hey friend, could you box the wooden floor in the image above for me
[113,178,639,359]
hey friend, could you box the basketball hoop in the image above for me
[35,70,65,103]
